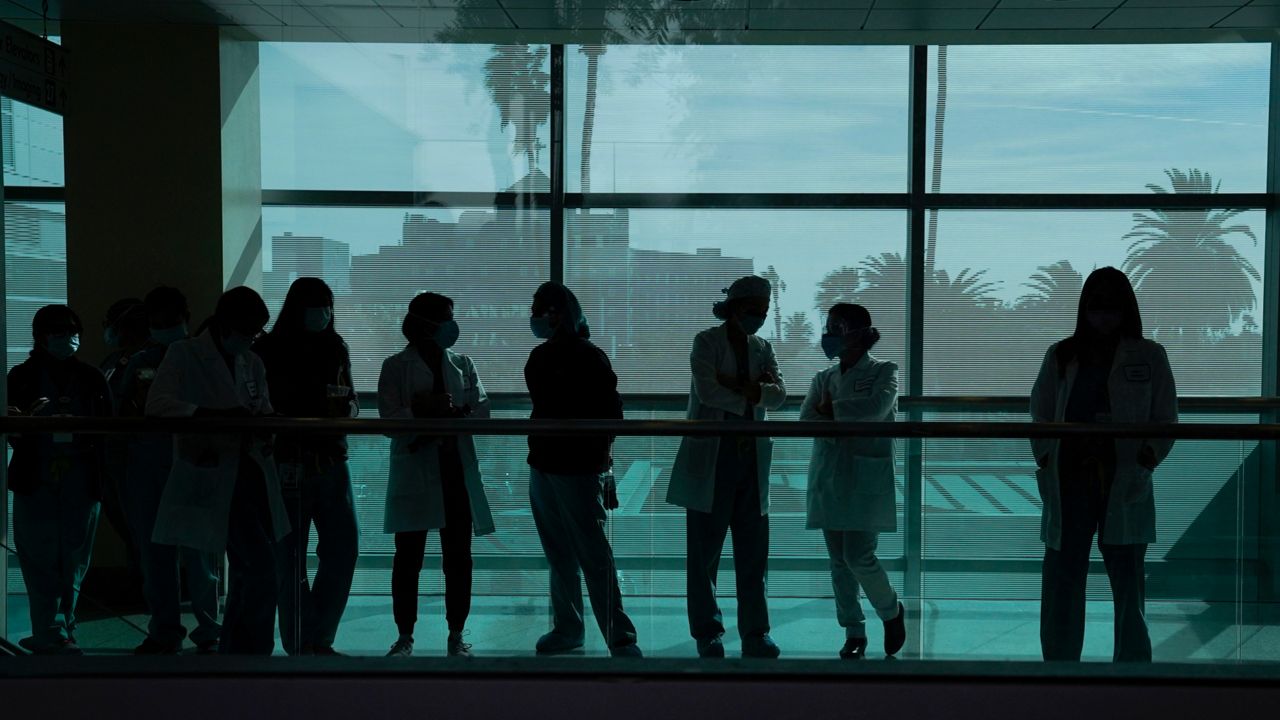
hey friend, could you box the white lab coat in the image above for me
[146,329,291,554]
[667,325,787,515]
[800,354,899,533]
[378,346,495,536]
[1029,337,1178,550]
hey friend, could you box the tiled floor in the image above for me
[8,594,1280,663]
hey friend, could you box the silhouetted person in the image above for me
[380,292,494,658]
[119,286,221,654]
[147,286,290,655]
[525,281,641,658]
[7,304,112,655]
[255,278,360,656]
[800,303,906,660]
[99,297,150,598]
[668,275,786,659]
[1030,266,1178,663]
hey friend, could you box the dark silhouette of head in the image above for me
[144,286,191,330]
[215,286,270,339]
[532,282,590,339]
[1055,266,1143,373]
[828,303,881,351]
[33,304,83,343]
[403,292,454,343]
[272,277,336,337]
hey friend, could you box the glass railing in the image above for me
[3,400,1279,667]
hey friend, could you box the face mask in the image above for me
[303,307,332,333]
[530,316,556,340]
[151,323,187,346]
[103,327,119,348]
[46,333,80,360]
[222,332,254,356]
[821,333,846,361]
[1087,310,1122,337]
[738,311,767,336]
[433,319,460,349]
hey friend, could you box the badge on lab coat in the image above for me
[246,380,260,400]
[1123,364,1152,382]
[278,462,303,493]
[853,378,873,393]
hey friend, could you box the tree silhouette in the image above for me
[782,312,815,346]
[760,265,787,340]
[1018,260,1084,311]
[579,44,607,193]
[925,45,949,278]
[483,45,551,177]
[1122,168,1260,338]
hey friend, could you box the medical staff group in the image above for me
[6,267,1177,663]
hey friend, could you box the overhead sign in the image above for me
[0,21,67,115]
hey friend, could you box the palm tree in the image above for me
[782,312,815,347]
[483,45,551,177]
[1018,260,1084,310]
[816,252,999,312]
[760,265,787,340]
[579,44,607,193]
[1122,168,1260,338]
[925,45,949,278]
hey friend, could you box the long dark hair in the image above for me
[270,277,336,338]
[1054,266,1143,375]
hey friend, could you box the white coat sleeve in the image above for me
[377,356,413,439]
[690,331,748,417]
[1143,344,1178,465]
[757,340,787,412]
[466,355,491,420]
[1029,346,1058,465]
[798,373,828,422]
[255,360,274,416]
[145,344,198,418]
[833,362,898,422]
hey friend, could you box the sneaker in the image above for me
[387,637,414,657]
[741,634,781,659]
[20,637,83,656]
[134,636,183,656]
[535,631,584,656]
[840,637,868,660]
[696,636,725,659]
[447,632,472,658]
[884,602,906,657]
[609,643,643,659]
[195,641,219,655]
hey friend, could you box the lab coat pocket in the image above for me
[851,455,895,495]
[1124,466,1154,504]
[388,450,431,498]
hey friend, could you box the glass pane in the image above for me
[565,209,908,394]
[566,45,909,193]
[261,205,549,393]
[1,97,64,187]
[261,43,551,192]
[926,44,1270,194]
[921,414,1254,662]
[4,201,67,640]
[923,210,1265,396]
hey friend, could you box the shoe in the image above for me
[134,636,183,656]
[447,632,472,658]
[884,602,906,657]
[535,631,584,655]
[610,643,643,658]
[741,634,781,659]
[21,637,83,656]
[696,636,725,659]
[840,637,868,660]
[195,641,219,655]
[311,645,343,657]
[387,637,414,657]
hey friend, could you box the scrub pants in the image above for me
[125,437,221,648]
[220,456,279,655]
[823,530,900,639]
[277,458,359,653]
[391,470,471,636]
[12,466,100,648]
[686,438,771,643]
[1041,459,1151,663]
[530,468,638,649]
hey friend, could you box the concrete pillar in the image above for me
[58,22,261,590]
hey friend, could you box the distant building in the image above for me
[264,232,352,307]
[4,203,67,368]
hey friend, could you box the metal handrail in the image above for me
[1,416,1278,440]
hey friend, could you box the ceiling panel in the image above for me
[872,0,996,8]
[747,8,871,29]
[381,6,511,28]
[981,7,1114,28]
[1099,6,1238,27]
[997,0,1121,8]
[303,4,401,28]
[1215,5,1280,23]
[864,8,991,28]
